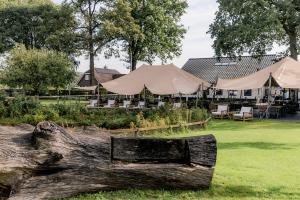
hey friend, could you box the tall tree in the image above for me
[1,45,76,95]
[0,0,52,8]
[104,0,187,70]
[0,1,78,55]
[66,0,111,85]
[208,0,300,60]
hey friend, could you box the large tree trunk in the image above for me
[288,29,298,61]
[131,57,137,71]
[130,41,138,71]
[0,122,217,200]
[89,46,96,86]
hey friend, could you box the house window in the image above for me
[244,90,252,97]
[84,73,91,81]
[229,90,238,96]
[216,89,223,96]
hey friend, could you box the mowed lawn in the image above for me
[64,120,300,200]
[39,99,89,106]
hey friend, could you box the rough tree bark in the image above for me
[0,122,217,200]
[288,30,298,61]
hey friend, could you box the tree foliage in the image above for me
[65,0,112,85]
[208,0,300,60]
[104,0,188,70]
[1,45,76,95]
[0,0,78,55]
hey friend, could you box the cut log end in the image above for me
[0,121,217,200]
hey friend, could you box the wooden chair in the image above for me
[211,105,229,119]
[103,100,115,108]
[233,107,253,121]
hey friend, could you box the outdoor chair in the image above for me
[211,105,229,119]
[268,106,282,119]
[86,100,98,108]
[256,97,261,105]
[233,107,253,121]
[173,102,182,109]
[134,101,145,109]
[103,100,115,108]
[157,101,165,108]
[119,100,131,108]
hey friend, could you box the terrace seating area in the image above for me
[85,63,210,110]
[83,57,300,121]
[86,97,189,110]
[212,57,300,120]
[209,97,299,120]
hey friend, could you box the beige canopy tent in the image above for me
[216,57,300,90]
[102,64,210,95]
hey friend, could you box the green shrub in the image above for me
[0,91,7,102]
[0,102,6,117]
[0,97,209,129]
[102,116,136,129]
[191,108,209,122]
[23,113,46,125]
[50,103,73,116]
[6,96,41,117]
[42,107,60,121]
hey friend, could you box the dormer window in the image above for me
[85,73,91,81]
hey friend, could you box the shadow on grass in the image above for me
[207,120,300,131]
[218,142,297,150]
[207,184,300,199]
[62,185,300,200]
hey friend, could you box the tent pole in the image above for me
[240,90,242,103]
[200,83,204,108]
[213,85,216,102]
[196,84,200,108]
[97,82,100,106]
[143,85,146,106]
[180,93,182,105]
[268,74,272,102]
[267,73,272,118]
[196,91,198,108]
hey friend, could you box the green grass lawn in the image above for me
[39,99,89,106]
[64,120,300,200]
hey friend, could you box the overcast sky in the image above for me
[52,0,281,73]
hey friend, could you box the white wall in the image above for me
[207,88,283,100]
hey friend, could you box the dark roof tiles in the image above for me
[182,55,277,83]
[95,68,120,75]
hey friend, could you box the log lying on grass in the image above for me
[0,122,217,200]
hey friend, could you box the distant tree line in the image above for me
[0,0,188,94]
[209,0,300,61]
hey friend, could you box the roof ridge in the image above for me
[95,67,118,70]
[188,54,277,60]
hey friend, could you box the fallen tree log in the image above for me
[0,122,217,200]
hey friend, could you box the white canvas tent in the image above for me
[102,64,210,95]
[216,57,300,90]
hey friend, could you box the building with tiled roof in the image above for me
[182,55,278,84]
[77,67,124,87]
[182,55,278,99]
